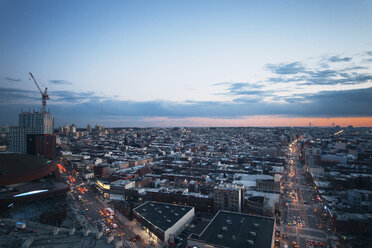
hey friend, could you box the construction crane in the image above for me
[29,72,49,113]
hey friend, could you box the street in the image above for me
[60,163,162,248]
[280,140,332,248]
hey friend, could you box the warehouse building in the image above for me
[188,210,275,248]
[133,201,194,246]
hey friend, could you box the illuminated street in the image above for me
[280,139,331,248]
[61,163,162,248]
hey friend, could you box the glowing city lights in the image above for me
[13,189,48,198]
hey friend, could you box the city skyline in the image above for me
[1,0,372,127]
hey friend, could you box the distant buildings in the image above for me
[9,110,56,159]
[95,124,104,132]
[58,123,105,137]
[70,123,77,133]
[61,124,70,135]
[87,124,92,133]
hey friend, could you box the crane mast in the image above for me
[29,72,49,113]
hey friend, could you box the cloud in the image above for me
[342,66,367,71]
[227,83,268,96]
[2,51,372,126]
[216,52,372,100]
[212,82,230,86]
[266,62,306,75]
[51,90,107,102]
[320,63,330,69]
[213,82,263,90]
[293,87,372,117]
[365,51,372,56]
[328,55,352,62]
[230,90,270,96]
[267,76,307,83]
[47,87,372,118]
[264,52,372,86]
[308,69,338,78]
[213,81,268,97]
[0,87,39,102]
[0,87,108,104]
[233,97,263,103]
[228,82,262,91]
[301,72,372,86]
[49,80,71,85]
[1,87,372,126]
[4,77,21,82]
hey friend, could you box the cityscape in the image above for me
[1,1,372,248]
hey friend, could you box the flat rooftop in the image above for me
[190,210,275,248]
[0,153,47,176]
[134,201,193,232]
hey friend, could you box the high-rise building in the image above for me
[95,123,104,132]
[9,110,56,159]
[305,146,321,167]
[70,123,77,133]
[19,111,53,134]
[62,124,70,135]
[35,134,56,159]
[214,183,245,213]
[87,124,92,133]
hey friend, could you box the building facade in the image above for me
[214,183,244,213]
[110,180,135,201]
[256,179,281,193]
[305,146,321,167]
[134,201,195,247]
[9,111,55,158]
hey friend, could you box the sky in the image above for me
[1,0,372,127]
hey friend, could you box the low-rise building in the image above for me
[110,179,135,201]
[82,172,94,180]
[188,210,275,248]
[256,179,280,193]
[133,201,194,247]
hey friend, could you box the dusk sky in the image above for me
[1,0,372,127]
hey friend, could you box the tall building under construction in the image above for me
[9,110,56,159]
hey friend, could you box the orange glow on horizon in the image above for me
[142,116,372,127]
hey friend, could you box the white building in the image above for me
[83,172,95,180]
[70,124,77,133]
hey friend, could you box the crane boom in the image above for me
[29,72,49,113]
[29,72,43,95]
